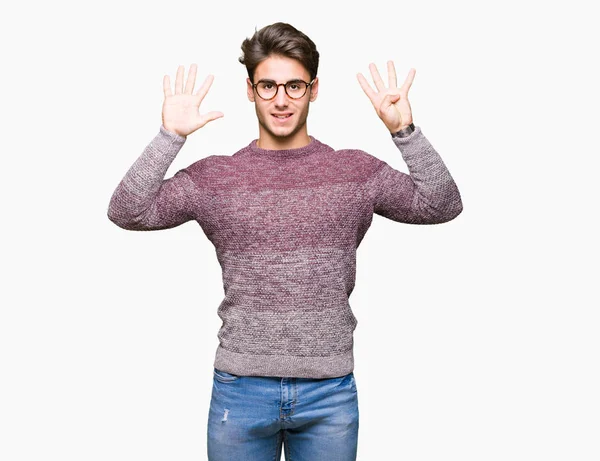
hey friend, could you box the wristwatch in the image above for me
[391,123,415,138]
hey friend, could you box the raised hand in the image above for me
[357,61,415,134]
[162,64,224,138]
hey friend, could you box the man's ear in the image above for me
[246,78,255,102]
[309,77,319,102]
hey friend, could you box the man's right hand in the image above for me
[162,63,224,138]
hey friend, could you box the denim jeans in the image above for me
[207,367,359,461]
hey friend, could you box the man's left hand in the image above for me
[357,61,416,134]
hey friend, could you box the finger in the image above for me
[195,74,215,101]
[400,68,416,93]
[184,63,197,95]
[357,73,377,103]
[175,65,184,94]
[387,60,397,88]
[163,74,172,97]
[369,63,386,92]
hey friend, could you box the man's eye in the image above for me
[289,84,300,91]
[262,83,274,90]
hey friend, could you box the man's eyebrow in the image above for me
[256,78,305,83]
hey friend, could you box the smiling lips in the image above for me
[272,113,293,121]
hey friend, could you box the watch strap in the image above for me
[391,123,415,138]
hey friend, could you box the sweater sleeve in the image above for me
[107,125,197,231]
[365,125,463,224]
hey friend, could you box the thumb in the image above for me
[381,93,400,111]
[389,93,401,103]
[205,111,224,121]
[197,111,224,127]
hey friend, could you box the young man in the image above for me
[107,22,462,461]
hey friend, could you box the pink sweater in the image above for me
[107,125,462,378]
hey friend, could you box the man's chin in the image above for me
[267,125,298,140]
[258,117,305,142]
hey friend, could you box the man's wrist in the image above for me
[391,123,415,138]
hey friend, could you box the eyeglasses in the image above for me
[252,78,315,100]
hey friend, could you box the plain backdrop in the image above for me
[2,0,598,460]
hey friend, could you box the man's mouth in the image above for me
[272,113,293,120]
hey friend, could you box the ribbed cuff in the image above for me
[159,124,187,144]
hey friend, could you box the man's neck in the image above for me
[256,131,311,150]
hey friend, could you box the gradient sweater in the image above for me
[107,125,463,378]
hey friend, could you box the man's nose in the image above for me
[274,85,289,106]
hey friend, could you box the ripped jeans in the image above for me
[207,367,359,461]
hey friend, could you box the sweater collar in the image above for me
[247,135,321,159]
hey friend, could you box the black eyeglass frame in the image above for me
[251,78,316,100]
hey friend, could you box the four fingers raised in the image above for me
[356,61,416,106]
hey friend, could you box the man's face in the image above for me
[246,54,318,147]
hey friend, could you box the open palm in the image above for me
[162,63,223,138]
[357,61,415,133]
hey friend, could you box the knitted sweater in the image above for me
[107,125,462,378]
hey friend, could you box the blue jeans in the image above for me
[207,367,359,461]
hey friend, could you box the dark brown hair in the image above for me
[239,22,319,83]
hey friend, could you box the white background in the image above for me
[2,0,598,460]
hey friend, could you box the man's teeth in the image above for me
[274,114,291,118]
